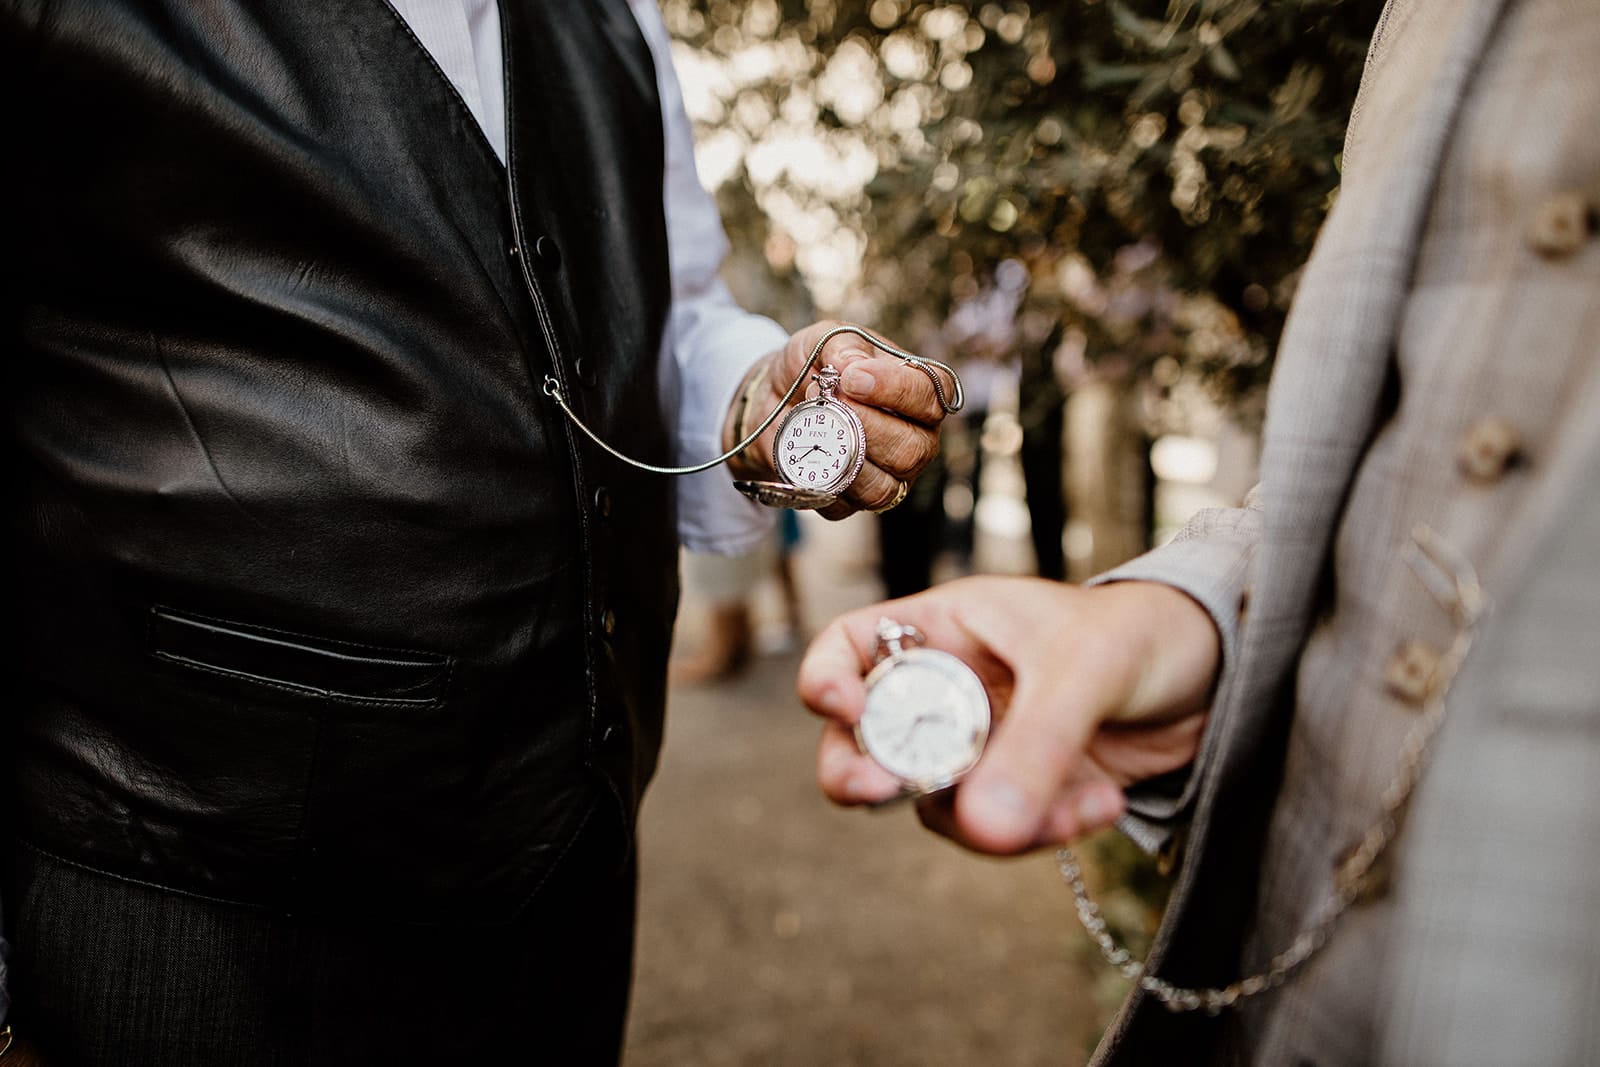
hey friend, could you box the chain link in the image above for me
[1060,524,1486,1014]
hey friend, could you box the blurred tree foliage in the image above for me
[663,0,1383,419]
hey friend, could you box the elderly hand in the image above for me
[724,320,950,521]
[796,576,1221,855]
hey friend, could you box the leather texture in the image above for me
[2,0,677,924]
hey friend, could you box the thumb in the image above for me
[945,596,1137,853]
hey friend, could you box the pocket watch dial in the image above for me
[774,400,864,495]
[859,648,991,792]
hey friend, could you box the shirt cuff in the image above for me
[1085,503,1260,851]
[673,313,789,556]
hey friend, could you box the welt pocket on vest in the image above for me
[148,606,452,709]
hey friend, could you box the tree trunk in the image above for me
[1065,379,1152,580]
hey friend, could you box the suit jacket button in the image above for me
[1527,191,1594,258]
[1383,639,1440,706]
[533,235,563,271]
[1456,417,1522,483]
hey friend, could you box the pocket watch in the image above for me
[734,365,866,510]
[858,618,992,795]
[542,323,963,510]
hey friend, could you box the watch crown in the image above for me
[814,364,842,399]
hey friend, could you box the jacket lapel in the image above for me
[1098,0,1515,1059]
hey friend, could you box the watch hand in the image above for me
[891,715,925,753]
[897,711,944,752]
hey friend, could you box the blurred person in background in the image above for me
[876,261,1028,596]
[802,1,1600,1064]
[671,509,807,685]
[1017,316,1069,583]
[0,0,950,1062]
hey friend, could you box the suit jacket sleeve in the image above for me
[1085,488,1262,852]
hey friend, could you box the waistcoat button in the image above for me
[1527,191,1594,258]
[575,357,598,388]
[593,486,612,519]
[1382,639,1440,706]
[601,608,617,636]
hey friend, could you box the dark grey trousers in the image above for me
[3,803,637,1066]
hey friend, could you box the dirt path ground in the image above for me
[622,513,1111,1066]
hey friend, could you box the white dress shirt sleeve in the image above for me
[627,0,785,555]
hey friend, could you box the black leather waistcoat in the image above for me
[2,0,678,922]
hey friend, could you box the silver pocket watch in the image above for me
[735,365,866,510]
[858,618,991,795]
[543,323,962,511]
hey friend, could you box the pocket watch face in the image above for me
[774,399,865,495]
[858,648,991,793]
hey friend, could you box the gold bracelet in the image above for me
[867,479,911,514]
[728,358,773,472]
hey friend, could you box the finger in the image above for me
[817,497,855,522]
[795,611,879,724]
[945,620,1134,853]
[838,355,947,426]
[797,582,1019,716]
[817,721,902,806]
[855,407,939,481]
[797,587,1006,712]
[952,697,1098,853]
[842,461,911,515]
[918,777,1126,852]
[1036,781,1128,843]
[787,321,868,380]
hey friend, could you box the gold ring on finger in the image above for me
[868,479,911,514]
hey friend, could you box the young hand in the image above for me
[797,576,1220,853]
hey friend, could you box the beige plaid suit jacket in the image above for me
[1090,1,1600,1063]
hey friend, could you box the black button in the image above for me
[601,608,617,636]
[508,243,521,260]
[593,486,612,519]
[601,724,618,744]
[575,357,598,387]
[533,235,562,271]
